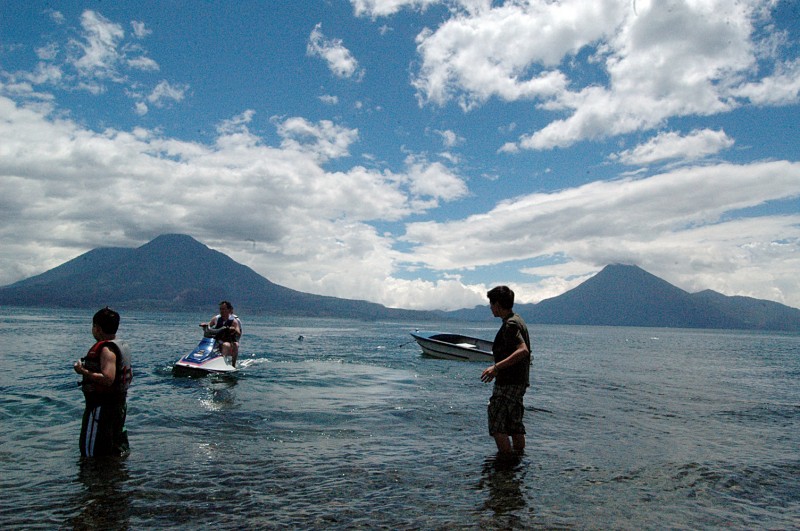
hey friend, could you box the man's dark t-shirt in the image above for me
[492,313,531,387]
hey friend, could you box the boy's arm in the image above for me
[73,346,117,386]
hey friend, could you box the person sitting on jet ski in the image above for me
[200,300,242,367]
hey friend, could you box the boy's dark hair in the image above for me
[93,307,120,335]
[487,286,515,310]
[219,300,233,310]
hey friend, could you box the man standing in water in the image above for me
[200,300,242,367]
[480,286,531,455]
[74,307,133,457]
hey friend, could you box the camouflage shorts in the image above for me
[487,384,527,436]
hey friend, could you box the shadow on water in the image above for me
[68,458,130,530]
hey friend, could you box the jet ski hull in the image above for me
[173,336,238,376]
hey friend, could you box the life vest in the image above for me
[212,314,242,340]
[212,314,241,329]
[81,339,133,400]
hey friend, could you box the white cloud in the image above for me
[36,43,59,61]
[127,56,159,71]
[69,10,125,77]
[729,58,800,105]
[307,23,365,80]
[7,10,176,116]
[613,129,735,166]
[131,21,152,39]
[436,128,464,148]
[46,9,65,25]
[412,0,619,108]
[411,0,799,150]
[404,160,800,268]
[216,109,256,135]
[147,80,187,107]
[351,0,440,18]
[404,154,469,202]
[401,160,800,306]
[21,62,63,85]
[275,116,360,161]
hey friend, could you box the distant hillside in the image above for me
[2,238,798,330]
[526,264,740,328]
[0,234,435,320]
[446,264,800,332]
[690,290,800,331]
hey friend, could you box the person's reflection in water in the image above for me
[478,453,529,520]
[70,457,130,530]
[206,375,238,409]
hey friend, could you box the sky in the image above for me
[1,0,799,311]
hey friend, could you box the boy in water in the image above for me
[74,307,133,457]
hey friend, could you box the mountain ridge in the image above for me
[526,264,741,328]
[448,264,800,331]
[0,234,435,321]
[1,235,798,330]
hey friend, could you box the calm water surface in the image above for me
[1,307,798,529]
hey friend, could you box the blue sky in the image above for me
[1,0,799,311]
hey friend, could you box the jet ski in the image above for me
[172,330,238,377]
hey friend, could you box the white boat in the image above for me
[410,331,494,362]
[173,335,238,376]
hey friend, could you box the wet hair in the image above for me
[93,307,120,335]
[487,286,515,310]
[219,300,233,311]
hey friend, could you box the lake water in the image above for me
[1,307,798,529]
